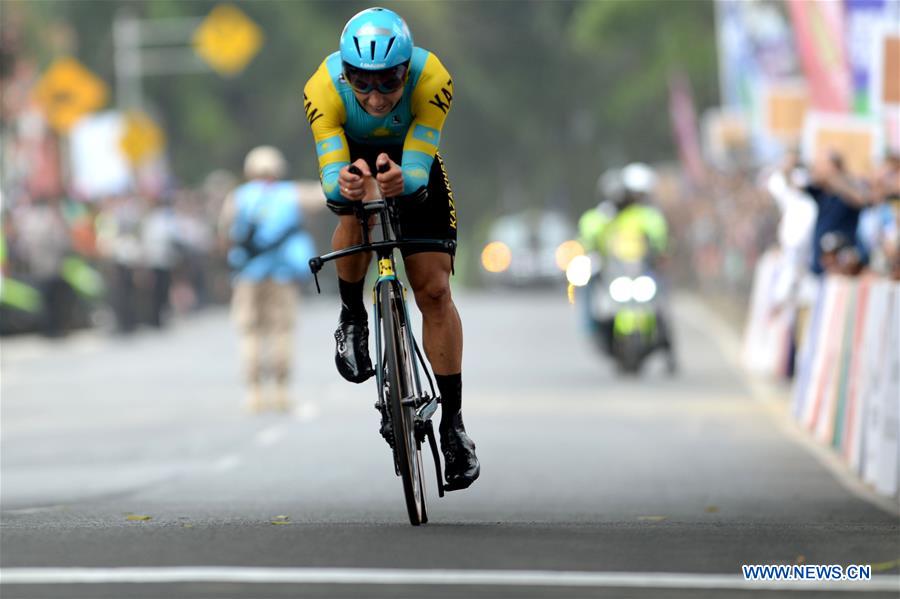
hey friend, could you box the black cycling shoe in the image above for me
[334,317,375,383]
[440,412,480,491]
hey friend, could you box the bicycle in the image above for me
[308,165,452,525]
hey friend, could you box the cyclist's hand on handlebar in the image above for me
[375,153,404,198]
[339,159,371,201]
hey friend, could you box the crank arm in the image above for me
[424,420,444,498]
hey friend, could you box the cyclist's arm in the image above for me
[403,53,453,195]
[304,61,350,202]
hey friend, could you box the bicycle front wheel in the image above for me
[381,281,427,525]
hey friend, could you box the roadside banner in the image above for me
[813,278,852,444]
[668,72,706,185]
[715,0,799,111]
[742,249,792,377]
[792,275,899,498]
[801,111,883,178]
[868,20,900,149]
[799,277,836,429]
[758,81,808,145]
[845,0,886,114]
[831,282,861,449]
[792,278,826,421]
[787,0,852,112]
[862,284,899,496]
[869,21,900,109]
[841,275,874,467]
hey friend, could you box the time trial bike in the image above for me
[309,165,451,525]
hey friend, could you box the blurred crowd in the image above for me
[666,146,900,381]
[669,150,900,299]
[0,177,236,337]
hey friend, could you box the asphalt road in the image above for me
[1,289,898,599]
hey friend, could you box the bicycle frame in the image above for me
[308,196,453,502]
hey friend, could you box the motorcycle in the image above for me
[567,238,663,375]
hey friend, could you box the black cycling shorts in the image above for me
[327,140,457,257]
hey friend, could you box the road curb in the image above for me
[677,294,900,519]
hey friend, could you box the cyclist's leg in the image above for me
[404,252,462,376]
[398,151,461,381]
[399,153,477,489]
[332,214,372,284]
[330,142,380,383]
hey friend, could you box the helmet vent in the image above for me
[384,36,396,58]
[370,40,376,60]
[353,36,362,58]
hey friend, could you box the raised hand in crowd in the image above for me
[810,150,872,208]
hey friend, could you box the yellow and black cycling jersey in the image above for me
[303,47,453,202]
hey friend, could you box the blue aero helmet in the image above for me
[339,7,413,71]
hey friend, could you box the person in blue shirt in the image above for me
[220,146,317,413]
[803,151,872,276]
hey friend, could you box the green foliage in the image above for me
[12,0,719,227]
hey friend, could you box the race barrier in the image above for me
[792,274,899,498]
[743,249,899,498]
[742,249,794,378]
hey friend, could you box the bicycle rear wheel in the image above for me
[381,281,427,525]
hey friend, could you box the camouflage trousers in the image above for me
[231,279,298,385]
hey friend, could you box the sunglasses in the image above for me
[343,63,408,94]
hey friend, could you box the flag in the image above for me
[787,0,852,112]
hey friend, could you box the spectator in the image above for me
[219,146,317,413]
[804,151,872,276]
[96,195,144,334]
[765,149,818,307]
[818,231,851,275]
[14,197,71,336]
[858,153,900,276]
[141,195,177,328]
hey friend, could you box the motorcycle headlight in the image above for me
[609,276,633,302]
[632,275,657,302]
[565,254,592,287]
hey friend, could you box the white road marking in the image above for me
[0,567,896,591]
[255,426,286,447]
[2,505,65,516]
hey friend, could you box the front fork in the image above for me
[372,258,445,497]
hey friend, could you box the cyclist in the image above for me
[303,7,479,490]
[578,162,677,371]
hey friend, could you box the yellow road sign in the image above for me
[120,111,165,165]
[33,57,108,133]
[193,4,263,76]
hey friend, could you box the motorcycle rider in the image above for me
[577,163,677,372]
